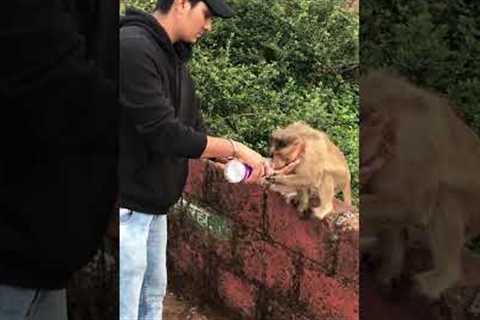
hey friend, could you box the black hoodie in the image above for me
[119,8,208,215]
[0,1,117,289]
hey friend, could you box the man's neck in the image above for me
[152,10,178,43]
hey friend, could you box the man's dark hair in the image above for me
[155,0,202,13]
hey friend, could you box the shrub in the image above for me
[361,0,480,134]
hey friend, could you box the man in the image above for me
[119,0,268,319]
[0,1,118,319]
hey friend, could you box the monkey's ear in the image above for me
[297,139,306,155]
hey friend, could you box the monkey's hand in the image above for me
[261,158,300,186]
[276,159,301,175]
[266,174,308,188]
[265,174,281,185]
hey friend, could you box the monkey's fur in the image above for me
[360,70,480,300]
[268,122,352,220]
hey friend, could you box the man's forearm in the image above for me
[200,136,236,159]
[201,136,267,184]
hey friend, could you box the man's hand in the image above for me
[235,143,266,184]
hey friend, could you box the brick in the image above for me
[190,205,235,264]
[335,227,359,287]
[265,190,333,266]
[168,219,208,270]
[211,236,234,265]
[167,241,212,301]
[217,270,257,319]
[264,243,295,292]
[299,264,359,320]
[168,242,206,275]
[171,198,237,268]
[184,159,208,198]
[178,218,211,252]
[170,210,237,279]
[167,210,184,241]
[236,231,265,284]
[233,184,265,231]
[263,300,312,320]
[201,163,265,231]
[236,232,295,293]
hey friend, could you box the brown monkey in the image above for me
[268,122,352,220]
[360,70,480,299]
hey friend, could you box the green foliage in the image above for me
[361,0,480,134]
[122,0,156,13]
[122,0,359,202]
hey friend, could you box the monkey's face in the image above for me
[270,132,305,170]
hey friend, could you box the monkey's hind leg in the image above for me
[414,194,464,300]
[297,188,310,213]
[376,228,406,289]
[312,175,335,220]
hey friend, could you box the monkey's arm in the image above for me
[267,174,311,188]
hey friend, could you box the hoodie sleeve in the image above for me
[119,34,207,158]
[193,96,208,134]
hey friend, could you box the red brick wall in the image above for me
[167,160,359,320]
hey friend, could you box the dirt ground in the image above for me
[67,238,230,320]
[163,291,229,320]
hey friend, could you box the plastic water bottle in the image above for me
[224,159,252,183]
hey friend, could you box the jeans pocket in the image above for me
[119,208,133,224]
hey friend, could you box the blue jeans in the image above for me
[119,208,168,320]
[0,285,67,320]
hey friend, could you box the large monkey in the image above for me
[360,70,480,300]
[268,122,352,220]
